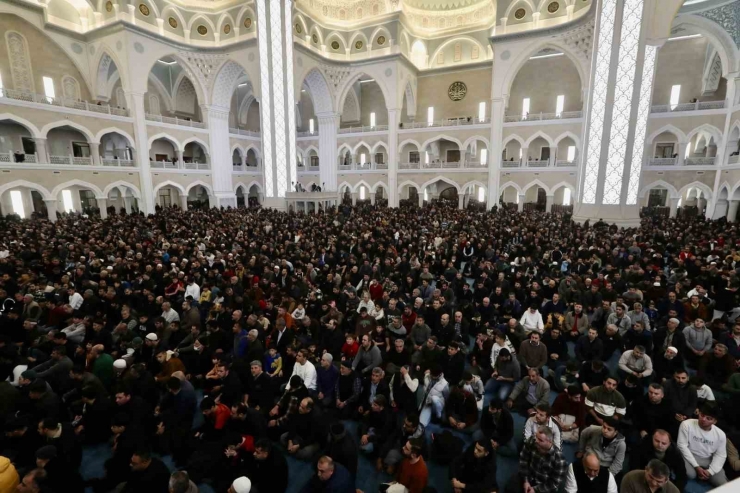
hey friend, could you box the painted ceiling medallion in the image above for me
[377,35,386,45]
[448,81,467,101]
[138,4,150,16]
[548,1,560,13]
[514,8,526,20]
[355,40,363,50]
[331,40,340,50]
[244,18,252,28]
[168,17,178,28]
[197,25,208,35]
[295,23,302,33]
[312,33,319,43]
[105,1,113,13]
[224,24,231,34]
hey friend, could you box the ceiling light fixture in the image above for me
[238,83,249,87]
[529,52,564,60]
[359,79,376,83]
[157,59,178,65]
[668,33,702,41]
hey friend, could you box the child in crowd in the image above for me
[342,334,359,361]
[265,345,282,378]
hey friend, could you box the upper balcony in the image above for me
[146,113,206,129]
[229,128,261,138]
[650,100,726,114]
[501,158,577,169]
[504,111,583,124]
[1,88,129,117]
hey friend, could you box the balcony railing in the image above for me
[0,152,137,167]
[295,165,320,172]
[501,160,577,168]
[650,101,725,113]
[686,157,716,166]
[233,164,262,172]
[338,125,389,134]
[102,158,134,167]
[0,88,129,116]
[399,117,491,130]
[527,159,549,168]
[556,160,576,167]
[183,162,211,170]
[229,128,261,137]
[297,130,319,137]
[504,111,582,123]
[729,155,740,165]
[398,161,488,170]
[48,155,92,165]
[146,114,206,128]
[650,157,677,166]
[151,160,210,170]
[0,152,37,164]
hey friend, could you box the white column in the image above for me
[418,193,423,208]
[677,143,688,166]
[549,146,558,166]
[546,195,554,212]
[35,138,49,163]
[728,200,739,222]
[517,194,525,212]
[487,98,504,210]
[388,108,400,207]
[97,198,108,218]
[43,199,57,222]
[669,197,679,218]
[351,193,357,206]
[318,113,339,191]
[126,91,155,214]
[458,194,464,210]
[522,147,529,167]
[180,195,188,211]
[90,143,101,166]
[369,192,376,206]
[202,105,236,208]
[176,151,183,169]
[123,197,133,214]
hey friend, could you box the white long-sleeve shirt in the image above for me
[677,419,727,476]
[287,360,317,390]
[564,463,618,493]
[68,292,83,310]
[184,283,201,300]
[62,322,86,344]
[523,416,562,449]
[520,310,544,333]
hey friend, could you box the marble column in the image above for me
[90,143,101,166]
[728,200,739,222]
[180,195,188,211]
[318,113,340,191]
[43,199,57,222]
[458,194,464,210]
[418,193,423,208]
[123,197,133,214]
[517,194,525,212]
[487,98,504,210]
[369,192,376,206]
[351,193,357,206]
[549,146,558,166]
[669,197,680,218]
[388,108,400,207]
[126,92,155,214]
[521,147,529,167]
[97,198,108,219]
[35,138,49,163]
[202,104,236,208]
[677,143,688,166]
[546,195,554,213]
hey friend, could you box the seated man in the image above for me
[576,328,604,363]
[663,368,698,438]
[506,367,551,417]
[279,397,326,461]
[523,403,562,449]
[358,395,393,457]
[449,440,498,493]
[551,386,586,444]
[629,383,673,440]
[444,384,479,434]
[518,332,548,373]
[677,402,728,487]
[698,343,735,390]
[652,346,684,384]
[419,366,449,426]
[577,418,626,478]
[334,362,361,419]
[617,345,653,384]
[631,429,687,491]
[506,426,566,493]
[357,367,390,417]
[564,451,618,493]
[584,375,626,426]
[620,460,680,493]
[473,399,515,454]
[378,413,426,475]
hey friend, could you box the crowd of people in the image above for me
[0,200,739,493]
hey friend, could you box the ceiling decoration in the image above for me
[168,17,178,28]
[138,4,150,16]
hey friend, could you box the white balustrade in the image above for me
[649,157,678,166]
[729,155,740,165]
[556,160,576,167]
[337,125,389,134]
[650,100,725,113]
[527,160,549,167]
[399,117,491,130]
[0,88,129,116]
[146,114,207,129]
[229,128,261,137]
[504,111,582,123]
[685,157,716,166]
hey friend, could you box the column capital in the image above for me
[200,104,231,120]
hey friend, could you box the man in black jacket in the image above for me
[121,448,170,493]
[358,395,394,458]
[449,440,498,493]
[440,341,465,387]
[631,430,687,491]
[325,423,358,477]
[357,368,390,416]
[244,439,289,493]
[473,400,515,453]
[629,383,673,440]
[280,397,326,461]
[543,327,568,374]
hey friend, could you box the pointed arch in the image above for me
[40,121,95,142]
[461,180,488,194]
[51,180,104,199]
[352,141,372,154]
[231,144,245,157]
[337,181,353,193]
[216,13,236,35]
[292,13,308,36]
[236,5,257,29]
[397,180,421,193]
[421,176,462,194]
[549,181,577,197]
[499,181,524,195]
[370,26,392,48]
[0,113,41,138]
[304,145,319,156]
[337,143,353,156]
[504,0,537,19]
[234,182,248,194]
[371,181,389,194]
[421,135,463,151]
[673,14,739,76]
[182,137,210,154]
[524,131,555,148]
[371,142,389,154]
[94,128,136,148]
[686,124,723,147]
[398,139,422,152]
[185,180,214,195]
[145,54,207,106]
[678,181,713,200]
[502,134,526,147]
[299,67,334,115]
[353,180,372,193]
[246,180,263,193]
[161,6,188,33]
[429,36,488,66]
[211,59,257,109]
[647,124,688,145]
[148,133,181,150]
[335,70,392,116]
[637,180,679,199]
[153,180,186,195]
[325,32,348,52]
[349,31,369,52]
[718,182,731,199]
[186,14,216,33]
[554,131,582,148]
[147,73,175,112]
[0,180,51,200]
[522,179,550,195]
[462,136,491,151]
[136,0,160,19]
[401,78,417,119]
[309,25,324,46]
[102,181,141,199]
[730,181,740,199]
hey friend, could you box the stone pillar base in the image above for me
[262,197,288,211]
[572,204,640,227]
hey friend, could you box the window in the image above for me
[409,151,420,163]
[424,151,429,164]
[423,189,428,201]
[360,153,366,164]
[685,143,691,158]
[478,102,486,122]
[427,107,434,126]
[159,189,172,207]
[360,187,366,200]
[670,85,681,110]
[375,153,384,164]
[515,193,520,204]
[556,95,565,117]
[43,77,55,99]
[655,143,674,158]
[309,118,315,134]
[310,155,319,167]
[519,148,523,160]
[477,187,484,202]
[563,188,571,206]
[480,149,488,165]
[62,190,74,213]
[522,98,530,119]
[10,191,25,218]
[370,112,376,128]
[567,146,576,162]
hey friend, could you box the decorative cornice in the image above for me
[489,1,596,44]
[697,1,740,48]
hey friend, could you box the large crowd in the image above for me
[0,201,739,493]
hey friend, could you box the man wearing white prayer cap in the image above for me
[228,476,251,493]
